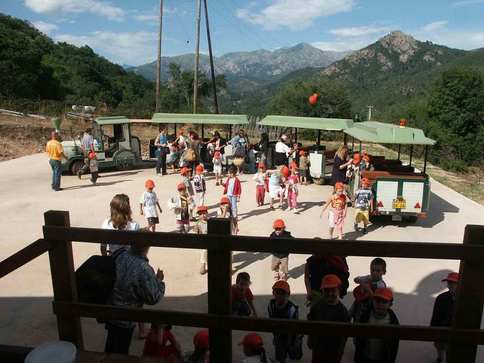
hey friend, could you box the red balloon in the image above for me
[308,93,318,106]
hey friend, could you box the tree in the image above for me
[427,68,484,169]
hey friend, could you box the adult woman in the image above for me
[274,134,291,167]
[174,129,188,167]
[186,131,202,174]
[206,130,226,156]
[331,145,353,186]
[257,132,269,167]
[154,126,168,175]
[229,129,249,173]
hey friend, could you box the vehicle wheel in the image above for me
[313,178,324,185]
[70,160,84,175]
[114,151,136,170]
[404,215,418,224]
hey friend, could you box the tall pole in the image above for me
[155,0,164,112]
[367,105,373,121]
[193,0,202,114]
[203,0,219,114]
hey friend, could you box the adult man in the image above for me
[154,126,169,175]
[274,134,291,167]
[78,128,94,178]
[105,243,165,354]
[46,131,66,191]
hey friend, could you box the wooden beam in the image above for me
[448,225,484,363]
[0,239,50,279]
[44,211,83,348]
[207,218,232,362]
[52,302,484,344]
[42,225,484,260]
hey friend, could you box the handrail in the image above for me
[0,239,50,279]
[53,301,484,344]
[43,226,484,260]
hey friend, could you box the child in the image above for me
[350,258,387,322]
[361,152,373,172]
[353,177,374,234]
[194,206,209,275]
[253,163,267,207]
[346,152,361,181]
[268,171,283,209]
[142,324,182,362]
[431,272,459,363]
[184,330,210,363]
[307,274,350,363]
[88,151,98,184]
[192,164,206,208]
[223,165,242,218]
[321,183,347,239]
[268,280,300,363]
[232,272,257,317]
[212,149,223,186]
[279,165,290,209]
[354,288,400,363]
[240,333,268,363]
[168,182,192,233]
[180,166,195,197]
[298,150,309,185]
[139,179,163,232]
[286,166,299,213]
[270,219,293,281]
[218,196,238,234]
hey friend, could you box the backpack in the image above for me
[75,249,125,321]
[268,300,303,360]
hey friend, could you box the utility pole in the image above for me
[193,0,202,114]
[367,105,374,121]
[203,0,219,114]
[155,0,164,112]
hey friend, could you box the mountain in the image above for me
[129,43,349,82]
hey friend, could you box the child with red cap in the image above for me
[212,149,223,186]
[88,151,99,184]
[240,333,268,363]
[142,324,182,361]
[194,206,209,275]
[308,274,350,363]
[286,165,299,213]
[218,195,238,234]
[168,182,193,233]
[253,163,267,207]
[430,272,459,363]
[321,182,348,239]
[268,170,284,209]
[346,152,362,181]
[232,272,257,317]
[298,150,310,185]
[223,165,242,219]
[184,330,210,363]
[268,280,301,363]
[180,166,195,197]
[353,177,374,234]
[270,219,293,281]
[192,164,206,210]
[354,288,400,363]
[139,179,163,232]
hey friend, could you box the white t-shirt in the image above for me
[356,275,386,289]
[101,218,140,253]
[140,191,159,218]
[275,141,290,155]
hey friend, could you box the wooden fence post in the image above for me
[207,218,232,362]
[44,211,83,348]
[447,224,484,363]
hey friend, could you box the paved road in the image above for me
[0,154,483,362]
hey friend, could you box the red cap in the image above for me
[180,167,190,176]
[145,179,155,189]
[334,182,345,191]
[442,272,459,283]
[353,153,361,164]
[258,162,266,170]
[214,151,221,159]
[197,205,208,214]
[273,280,290,294]
[321,274,342,289]
[361,178,370,186]
[240,333,263,348]
[220,196,230,205]
[273,219,285,229]
[373,288,394,301]
[334,194,346,205]
[88,151,96,160]
[177,182,186,191]
[299,150,306,156]
[193,330,209,349]
[196,164,204,174]
[281,166,290,178]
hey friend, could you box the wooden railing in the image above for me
[0,210,483,362]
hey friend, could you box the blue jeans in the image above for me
[228,195,238,216]
[49,159,62,190]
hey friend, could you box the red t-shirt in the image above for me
[231,284,253,302]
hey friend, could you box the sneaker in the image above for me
[216,182,220,186]
[354,223,359,232]
[77,171,82,180]
[362,228,368,234]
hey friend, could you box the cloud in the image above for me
[312,39,370,52]
[55,31,157,65]
[32,20,58,34]
[133,14,159,22]
[421,21,448,32]
[24,0,125,21]
[330,25,391,37]
[236,0,356,30]
[452,0,484,6]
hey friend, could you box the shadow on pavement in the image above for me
[99,171,143,178]
[64,180,133,190]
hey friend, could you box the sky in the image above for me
[1,0,484,66]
